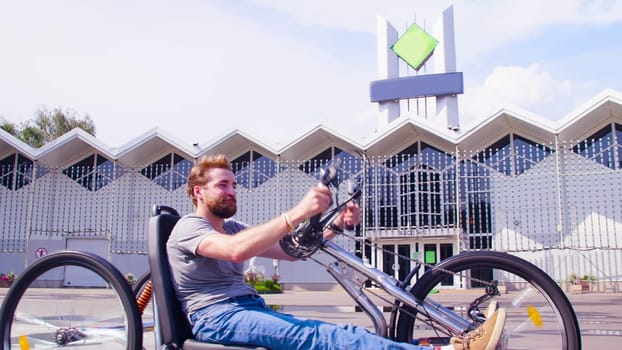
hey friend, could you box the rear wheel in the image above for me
[394,251,581,350]
[0,251,142,349]
[133,271,155,348]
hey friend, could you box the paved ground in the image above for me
[1,287,619,348]
[263,288,621,348]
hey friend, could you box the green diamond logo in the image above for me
[391,23,438,71]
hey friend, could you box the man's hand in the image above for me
[331,201,361,231]
[340,201,361,230]
[287,185,333,227]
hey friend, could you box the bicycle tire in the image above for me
[0,250,143,350]
[133,271,156,348]
[393,251,581,350]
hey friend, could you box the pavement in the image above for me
[1,287,620,348]
[262,288,622,348]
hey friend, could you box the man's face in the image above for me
[201,168,237,219]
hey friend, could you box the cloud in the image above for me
[461,64,573,125]
[250,0,454,33]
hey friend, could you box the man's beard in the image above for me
[207,196,237,219]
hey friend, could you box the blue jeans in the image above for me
[189,294,429,350]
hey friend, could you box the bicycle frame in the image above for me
[296,164,581,349]
[278,161,474,339]
[319,240,472,337]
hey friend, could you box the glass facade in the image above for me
[573,123,621,170]
[63,154,117,191]
[140,153,193,191]
[367,142,456,231]
[231,151,279,189]
[0,153,35,191]
[1,128,620,256]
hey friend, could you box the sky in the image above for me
[1,0,622,149]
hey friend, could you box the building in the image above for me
[2,89,622,290]
[1,7,621,290]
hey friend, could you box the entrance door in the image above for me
[423,243,437,273]
[423,243,456,286]
[382,244,412,282]
[440,243,454,286]
[64,238,109,287]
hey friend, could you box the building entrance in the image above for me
[382,243,412,282]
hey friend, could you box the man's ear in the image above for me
[193,185,203,201]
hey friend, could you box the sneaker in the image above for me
[484,300,498,319]
[450,308,506,350]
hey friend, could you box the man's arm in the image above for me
[259,201,361,260]
[195,186,332,262]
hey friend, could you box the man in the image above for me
[167,154,506,350]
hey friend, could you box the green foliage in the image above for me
[250,280,283,294]
[568,273,596,283]
[0,118,18,135]
[1,107,96,147]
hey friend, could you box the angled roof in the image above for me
[0,128,36,160]
[35,128,115,167]
[198,128,279,161]
[2,89,622,167]
[365,114,458,156]
[556,89,622,142]
[115,127,197,166]
[457,107,557,152]
[278,124,365,161]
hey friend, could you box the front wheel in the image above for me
[393,251,581,350]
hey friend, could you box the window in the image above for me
[475,135,513,175]
[231,151,278,189]
[299,148,333,177]
[476,134,552,175]
[573,124,616,169]
[459,160,492,239]
[140,153,192,191]
[385,143,450,228]
[63,154,115,191]
[299,147,362,185]
[0,153,35,191]
[616,124,622,169]
[514,135,552,174]
[366,166,398,228]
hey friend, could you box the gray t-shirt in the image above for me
[166,214,257,316]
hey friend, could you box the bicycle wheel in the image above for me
[393,251,581,350]
[133,271,155,348]
[0,250,142,349]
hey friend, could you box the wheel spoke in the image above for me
[0,251,142,349]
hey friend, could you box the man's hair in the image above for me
[187,154,233,206]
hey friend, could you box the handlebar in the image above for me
[279,159,361,258]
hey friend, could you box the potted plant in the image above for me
[579,274,596,292]
[568,273,582,293]
[0,272,16,287]
[125,272,137,287]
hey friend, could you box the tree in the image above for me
[0,118,18,136]
[0,107,96,147]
